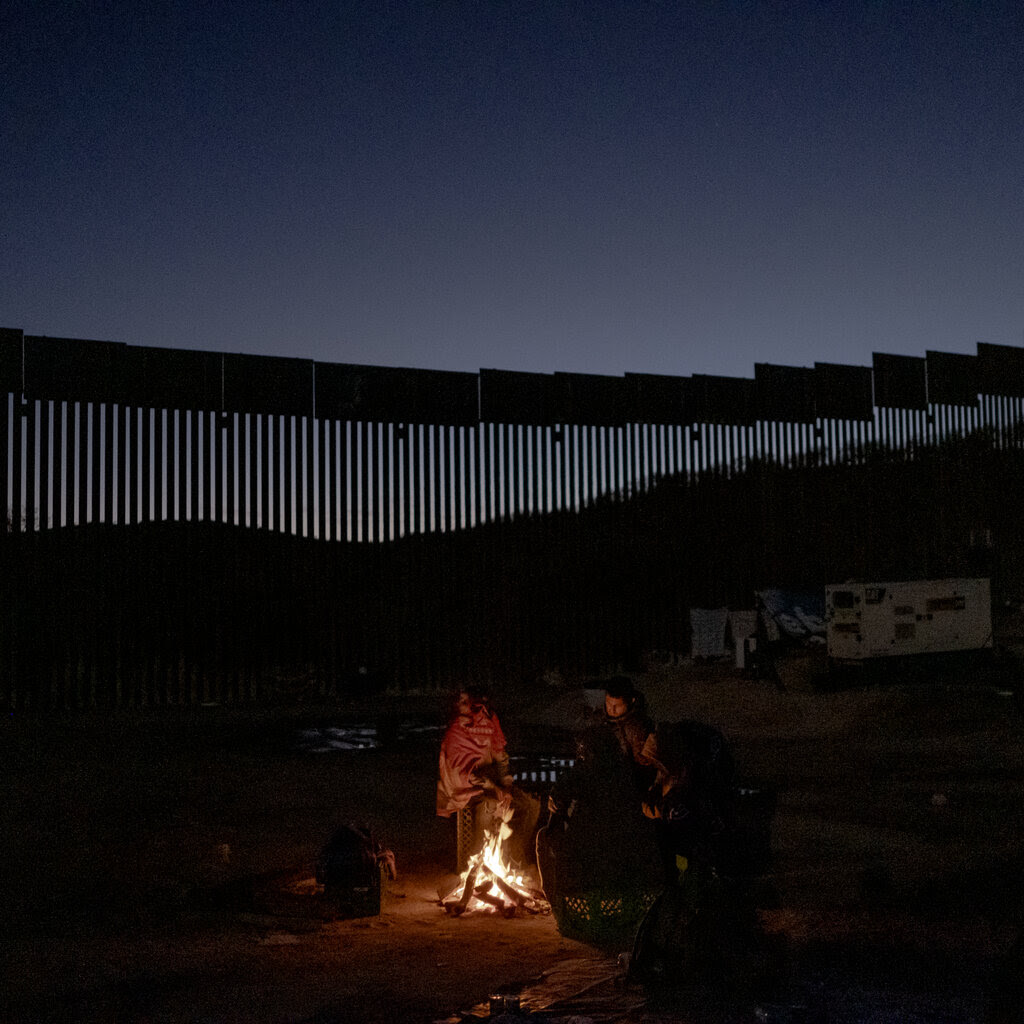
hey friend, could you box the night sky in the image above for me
[4,1,1024,381]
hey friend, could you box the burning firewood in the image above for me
[445,863,480,915]
[491,873,536,910]
[473,886,517,917]
[441,854,550,916]
[439,806,551,918]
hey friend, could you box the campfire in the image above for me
[441,809,549,918]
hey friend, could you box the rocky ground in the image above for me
[3,654,1024,1023]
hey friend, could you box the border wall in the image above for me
[2,328,1023,708]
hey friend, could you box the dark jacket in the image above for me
[642,720,737,879]
[603,698,656,793]
[542,727,661,895]
[606,705,652,761]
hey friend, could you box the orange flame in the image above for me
[442,806,548,917]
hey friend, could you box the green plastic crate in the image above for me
[552,888,660,947]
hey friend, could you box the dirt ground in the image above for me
[3,656,1024,1023]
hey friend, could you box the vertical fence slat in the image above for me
[26,399,39,531]
[381,421,392,540]
[12,395,25,533]
[318,417,328,540]
[257,413,268,531]
[1,392,9,534]
[39,400,51,529]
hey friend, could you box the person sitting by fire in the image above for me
[601,676,657,795]
[537,724,661,904]
[436,685,539,874]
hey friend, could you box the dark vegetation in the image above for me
[3,430,1023,710]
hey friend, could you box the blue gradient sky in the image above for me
[4,1,1023,381]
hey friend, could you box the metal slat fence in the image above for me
[3,328,1024,708]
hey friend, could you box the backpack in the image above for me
[315,823,389,919]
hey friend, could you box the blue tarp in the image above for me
[756,588,826,643]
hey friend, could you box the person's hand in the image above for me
[471,773,495,793]
[495,788,513,816]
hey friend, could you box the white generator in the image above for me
[825,577,992,662]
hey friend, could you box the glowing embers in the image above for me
[441,810,549,918]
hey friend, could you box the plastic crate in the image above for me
[552,888,660,947]
[456,805,474,872]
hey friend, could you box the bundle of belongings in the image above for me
[316,822,396,919]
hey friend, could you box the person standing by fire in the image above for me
[436,686,539,873]
[639,719,737,882]
[629,720,763,990]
